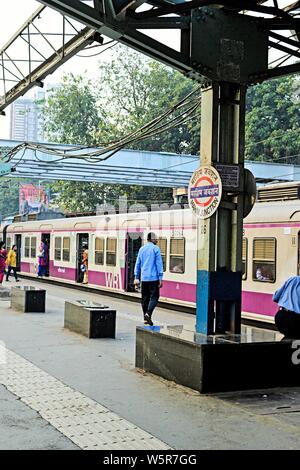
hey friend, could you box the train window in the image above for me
[24,237,30,257]
[106,238,117,266]
[30,237,37,258]
[253,238,276,283]
[6,237,11,252]
[170,238,185,274]
[63,237,70,262]
[54,237,62,261]
[157,238,167,271]
[242,238,247,280]
[95,237,104,265]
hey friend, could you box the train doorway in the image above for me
[15,234,21,271]
[41,233,50,277]
[76,233,89,283]
[126,233,143,292]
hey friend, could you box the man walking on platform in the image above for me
[134,232,163,326]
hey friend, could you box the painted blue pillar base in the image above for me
[196,270,214,335]
[196,270,242,335]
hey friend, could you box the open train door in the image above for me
[76,233,89,283]
[15,234,22,271]
[126,232,143,292]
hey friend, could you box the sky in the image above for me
[0,0,179,139]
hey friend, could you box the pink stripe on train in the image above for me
[242,290,277,317]
[245,222,300,229]
[20,261,277,318]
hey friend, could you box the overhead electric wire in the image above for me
[7,76,299,175]
[2,86,201,169]
[81,39,116,50]
[76,41,118,57]
[245,128,300,148]
[249,151,300,163]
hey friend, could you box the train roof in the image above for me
[3,181,300,231]
[245,181,300,223]
[6,208,196,233]
[245,200,300,224]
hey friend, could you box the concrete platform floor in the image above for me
[0,278,300,450]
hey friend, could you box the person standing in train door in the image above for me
[134,232,163,326]
[81,244,89,284]
[37,241,46,278]
[273,276,300,338]
[0,242,7,285]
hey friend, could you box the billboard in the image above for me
[19,184,49,215]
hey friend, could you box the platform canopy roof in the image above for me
[1,139,299,187]
[1,1,300,112]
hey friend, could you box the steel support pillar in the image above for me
[196,81,246,335]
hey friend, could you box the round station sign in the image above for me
[188,166,222,219]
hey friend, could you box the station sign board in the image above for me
[188,166,222,219]
[215,163,240,191]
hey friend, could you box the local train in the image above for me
[0,181,298,324]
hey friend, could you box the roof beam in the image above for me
[0,4,105,113]
[0,28,98,113]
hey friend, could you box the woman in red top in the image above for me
[0,241,7,284]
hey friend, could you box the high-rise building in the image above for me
[9,88,45,142]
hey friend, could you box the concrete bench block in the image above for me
[64,300,116,338]
[11,286,46,313]
[0,286,11,299]
[136,325,300,393]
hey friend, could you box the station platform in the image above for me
[0,278,300,450]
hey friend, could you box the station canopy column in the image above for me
[195,81,246,335]
[188,7,266,335]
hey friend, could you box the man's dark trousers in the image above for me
[141,280,160,317]
[275,308,300,338]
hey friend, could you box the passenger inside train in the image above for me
[255,265,274,282]
[81,244,89,284]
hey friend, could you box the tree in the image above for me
[96,46,199,155]
[0,179,19,220]
[44,74,101,145]
[43,46,198,212]
[245,76,300,163]
[50,181,173,213]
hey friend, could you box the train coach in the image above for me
[1,181,299,324]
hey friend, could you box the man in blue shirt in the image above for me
[273,276,300,338]
[134,232,163,326]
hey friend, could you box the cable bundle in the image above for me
[2,86,201,167]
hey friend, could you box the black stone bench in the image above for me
[136,325,300,393]
[64,300,116,338]
[11,286,46,313]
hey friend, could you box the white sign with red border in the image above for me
[188,166,222,219]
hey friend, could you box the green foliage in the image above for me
[96,46,200,154]
[43,45,198,212]
[0,179,19,220]
[44,75,101,145]
[245,76,300,163]
[50,181,173,213]
[0,146,19,219]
